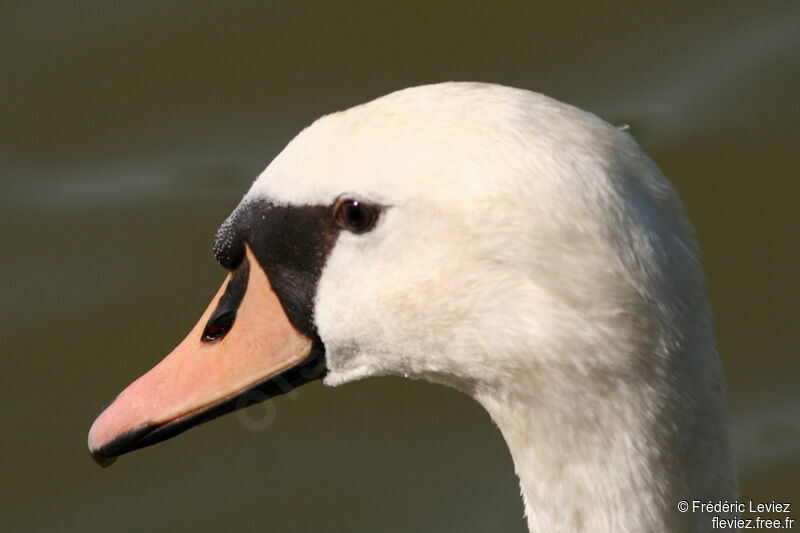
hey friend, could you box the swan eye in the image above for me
[202,310,234,342]
[334,198,379,233]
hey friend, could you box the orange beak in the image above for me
[87,245,324,466]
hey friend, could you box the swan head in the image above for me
[263,82,707,394]
[88,83,723,507]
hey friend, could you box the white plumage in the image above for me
[236,82,738,532]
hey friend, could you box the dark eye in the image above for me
[334,198,379,233]
[202,310,234,342]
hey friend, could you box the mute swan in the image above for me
[88,82,738,532]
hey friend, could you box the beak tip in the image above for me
[88,418,158,467]
[88,428,115,468]
[88,402,122,468]
[90,450,118,468]
[88,427,118,467]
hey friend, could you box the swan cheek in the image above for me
[87,246,323,466]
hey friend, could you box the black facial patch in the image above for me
[213,199,342,341]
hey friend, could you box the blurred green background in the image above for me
[1,1,798,531]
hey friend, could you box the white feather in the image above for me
[242,82,738,532]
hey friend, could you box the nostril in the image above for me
[201,255,249,343]
[202,310,235,342]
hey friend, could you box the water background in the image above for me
[2,2,798,531]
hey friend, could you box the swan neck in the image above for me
[476,374,738,533]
